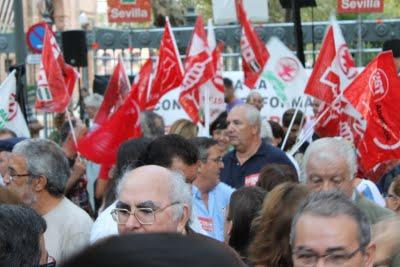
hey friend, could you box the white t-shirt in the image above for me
[43,197,93,264]
[356,179,386,207]
[90,202,118,244]
[90,201,209,244]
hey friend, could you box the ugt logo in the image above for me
[369,69,389,102]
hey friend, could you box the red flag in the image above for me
[344,51,400,172]
[77,90,142,165]
[304,18,363,143]
[236,1,269,89]
[131,58,153,110]
[144,17,183,109]
[35,24,78,113]
[94,56,130,125]
[179,16,214,124]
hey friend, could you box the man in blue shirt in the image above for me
[190,137,235,241]
[220,104,295,189]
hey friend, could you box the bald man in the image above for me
[111,165,192,234]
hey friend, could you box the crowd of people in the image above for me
[1,76,400,267]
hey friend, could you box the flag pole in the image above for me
[280,95,304,151]
[204,84,211,137]
[288,95,341,156]
[65,110,81,158]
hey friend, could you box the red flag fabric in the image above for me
[179,16,214,124]
[77,90,142,165]
[304,18,362,143]
[94,56,130,125]
[144,18,183,109]
[344,51,400,172]
[236,1,269,89]
[35,24,78,113]
[131,58,153,110]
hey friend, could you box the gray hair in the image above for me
[140,111,165,139]
[232,104,261,129]
[303,137,357,180]
[117,168,192,221]
[13,139,70,197]
[246,91,262,103]
[84,93,103,108]
[290,190,371,249]
[190,137,218,162]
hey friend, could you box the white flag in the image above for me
[0,71,31,137]
[262,37,309,105]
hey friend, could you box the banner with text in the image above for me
[107,0,152,23]
[337,0,384,14]
[154,71,314,129]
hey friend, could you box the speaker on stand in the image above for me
[61,30,88,120]
[280,0,317,67]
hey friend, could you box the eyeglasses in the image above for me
[8,171,32,183]
[384,193,399,199]
[292,246,364,266]
[208,156,223,163]
[111,201,181,225]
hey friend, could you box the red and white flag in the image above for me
[304,17,364,145]
[236,1,269,89]
[144,17,184,110]
[35,24,78,113]
[344,51,400,173]
[0,70,30,137]
[131,58,153,110]
[77,90,142,165]
[199,19,226,124]
[94,56,130,126]
[179,16,214,124]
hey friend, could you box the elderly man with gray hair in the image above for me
[303,137,400,266]
[290,190,376,267]
[111,165,192,234]
[220,104,295,188]
[84,93,103,120]
[4,139,93,264]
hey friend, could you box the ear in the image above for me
[363,242,376,267]
[177,204,190,234]
[395,198,400,211]
[198,161,205,174]
[34,175,47,192]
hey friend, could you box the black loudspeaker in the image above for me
[61,30,88,67]
[279,0,316,8]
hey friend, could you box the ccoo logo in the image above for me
[369,68,389,102]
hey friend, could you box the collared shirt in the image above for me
[220,141,295,189]
[192,183,235,241]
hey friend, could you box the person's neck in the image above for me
[193,178,212,195]
[32,191,63,216]
[236,138,262,165]
[193,178,212,209]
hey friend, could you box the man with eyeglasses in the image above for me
[290,190,376,267]
[190,137,235,241]
[304,137,400,266]
[4,139,93,263]
[111,165,191,234]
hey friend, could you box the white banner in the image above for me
[154,71,315,129]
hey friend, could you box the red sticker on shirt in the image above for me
[245,173,259,187]
[198,216,214,233]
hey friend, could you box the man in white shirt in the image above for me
[5,139,93,263]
